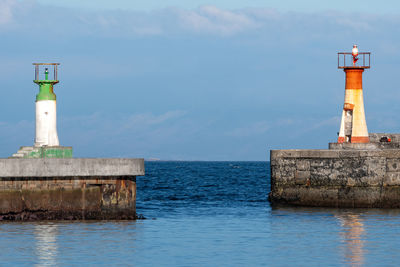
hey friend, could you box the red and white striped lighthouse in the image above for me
[337,46,371,143]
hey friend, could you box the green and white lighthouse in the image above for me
[10,63,72,158]
[34,63,60,147]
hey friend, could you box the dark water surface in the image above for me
[1,161,400,266]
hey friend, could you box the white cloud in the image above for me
[0,0,16,25]
[284,116,341,139]
[120,110,187,130]
[55,110,209,158]
[334,16,373,32]
[2,2,387,37]
[226,121,270,137]
[177,5,259,35]
[59,110,189,140]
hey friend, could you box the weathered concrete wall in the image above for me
[329,133,400,150]
[329,142,400,150]
[0,158,144,220]
[269,149,400,208]
[0,158,144,177]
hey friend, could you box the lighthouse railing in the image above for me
[338,52,370,69]
[32,63,60,81]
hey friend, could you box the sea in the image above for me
[1,161,400,266]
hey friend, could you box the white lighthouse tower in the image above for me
[11,63,72,158]
[33,63,60,147]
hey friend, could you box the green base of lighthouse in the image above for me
[10,146,72,159]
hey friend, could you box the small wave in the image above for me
[200,184,216,188]
[247,199,268,203]
[153,186,172,190]
[167,196,186,201]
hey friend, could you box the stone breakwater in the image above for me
[0,158,144,220]
[269,149,400,208]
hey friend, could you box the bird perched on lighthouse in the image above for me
[352,44,359,66]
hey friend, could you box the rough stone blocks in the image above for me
[269,149,400,208]
[0,177,138,220]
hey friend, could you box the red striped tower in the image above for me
[337,46,371,143]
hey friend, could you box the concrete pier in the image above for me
[269,134,400,208]
[0,158,144,220]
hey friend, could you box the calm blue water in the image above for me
[1,161,400,266]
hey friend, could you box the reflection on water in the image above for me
[271,206,400,266]
[336,213,365,266]
[34,224,58,267]
[0,206,399,266]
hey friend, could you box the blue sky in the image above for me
[1,0,400,160]
[36,0,400,14]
